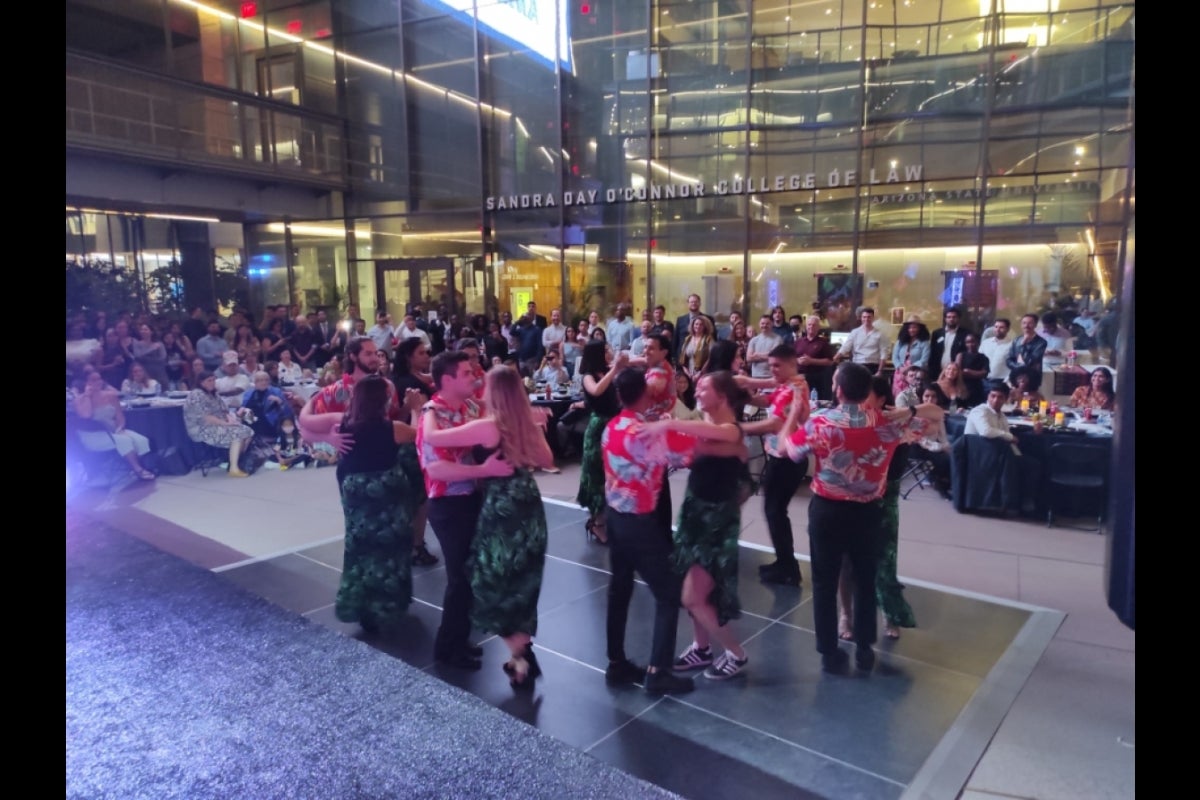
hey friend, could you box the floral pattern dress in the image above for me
[575,378,619,519]
[876,445,916,629]
[470,464,547,637]
[671,455,747,626]
[183,390,253,447]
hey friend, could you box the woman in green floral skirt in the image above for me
[574,341,627,544]
[420,365,556,688]
[647,371,754,681]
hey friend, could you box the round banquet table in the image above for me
[122,402,211,470]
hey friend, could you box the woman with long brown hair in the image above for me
[680,315,715,379]
[935,362,970,411]
[419,365,555,688]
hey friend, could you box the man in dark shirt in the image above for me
[794,314,836,400]
[650,304,675,345]
[1006,313,1048,390]
[513,306,546,376]
[929,306,969,373]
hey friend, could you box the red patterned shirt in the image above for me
[602,410,695,514]
[786,404,926,502]
[644,362,676,421]
[416,393,482,498]
[763,374,811,457]
[310,373,402,420]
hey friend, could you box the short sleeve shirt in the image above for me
[602,410,696,514]
[763,375,810,456]
[644,363,676,421]
[416,393,483,498]
[787,404,926,502]
[311,373,402,420]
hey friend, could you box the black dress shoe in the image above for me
[437,652,483,670]
[604,659,645,686]
[821,649,850,675]
[644,669,695,695]
[523,645,542,679]
[759,562,802,586]
[855,644,875,672]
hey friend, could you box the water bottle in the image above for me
[810,387,819,409]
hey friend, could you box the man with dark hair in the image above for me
[780,363,942,674]
[417,351,513,670]
[513,303,546,376]
[980,318,1013,380]
[674,294,715,362]
[739,343,812,586]
[834,307,889,375]
[641,333,676,422]
[1037,311,1071,367]
[650,304,675,344]
[1006,314,1048,390]
[929,306,969,371]
[300,337,404,423]
[601,368,739,695]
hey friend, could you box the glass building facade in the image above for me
[67,0,1135,330]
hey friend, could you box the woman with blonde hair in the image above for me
[419,365,555,688]
[935,362,970,411]
[680,315,715,379]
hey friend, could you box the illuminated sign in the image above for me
[430,0,572,73]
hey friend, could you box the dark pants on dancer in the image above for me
[606,500,681,672]
[762,454,808,567]
[807,494,883,654]
[428,493,482,660]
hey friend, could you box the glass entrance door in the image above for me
[375,258,456,326]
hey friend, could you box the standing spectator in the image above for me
[542,308,569,354]
[770,306,795,346]
[794,314,837,398]
[397,315,432,349]
[717,310,742,342]
[955,333,991,408]
[890,315,931,396]
[1006,314,1048,391]
[834,307,890,375]
[929,306,968,372]
[195,321,229,371]
[484,321,510,366]
[779,363,940,674]
[606,303,637,352]
[289,316,320,370]
[745,315,782,379]
[979,318,1014,380]
[1037,312,1071,367]
[629,319,654,358]
[650,304,676,345]
[131,323,169,388]
[367,311,397,359]
[679,316,715,380]
[513,304,546,376]
[182,307,208,349]
[674,294,715,363]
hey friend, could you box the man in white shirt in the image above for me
[215,351,252,408]
[745,315,782,378]
[606,303,636,351]
[964,381,1016,442]
[629,319,654,357]
[834,307,890,375]
[367,311,397,358]
[397,315,432,348]
[542,308,569,353]
[979,318,1014,380]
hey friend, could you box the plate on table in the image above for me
[166,391,189,399]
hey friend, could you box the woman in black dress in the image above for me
[419,366,554,687]
[328,375,424,634]
[574,341,627,544]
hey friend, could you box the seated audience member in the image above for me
[183,370,255,477]
[1007,366,1045,408]
[273,416,312,469]
[239,371,293,441]
[911,383,952,497]
[276,349,304,385]
[894,365,926,408]
[71,370,156,481]
[320,357,343,386]
[240,352,263,379]
[936,362,971,411]
[120,362,162,396]
[964,381,1017,443]
[161,330,190,390]
[533,350,569,385]
[215,352,251,407]
[1069,366,1116,411]
[98,328,132,390]
[555,400,589,460]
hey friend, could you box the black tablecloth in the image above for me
[123,405,211,470]
[532,394,582,458]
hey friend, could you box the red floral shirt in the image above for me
[644,362,676,421]
[602,410,695,514]
[311,373,401,420]
[416,393,482,498]
[787,404,926,502]
[763,375,811,457]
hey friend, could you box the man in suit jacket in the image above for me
[929,306,970,374]
[674,293,715,363]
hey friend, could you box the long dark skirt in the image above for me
[876,479,916,628]
[672,488,743,627]
[335,459,415,632]
[575,411,613,518]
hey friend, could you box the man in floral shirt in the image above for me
[418,351,513,670]
[601,368,696,695]
[780,363,942,675]
[739,344,812,587]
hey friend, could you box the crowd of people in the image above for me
[67,292,1118,694]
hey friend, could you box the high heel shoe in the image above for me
[507,656,532,689]
[523,644,542,680]
[585,517,608,546]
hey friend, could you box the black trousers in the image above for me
[807,494,883,654]
[427,493,483,660]
[606,498,681,671]
[762,455,808,564]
